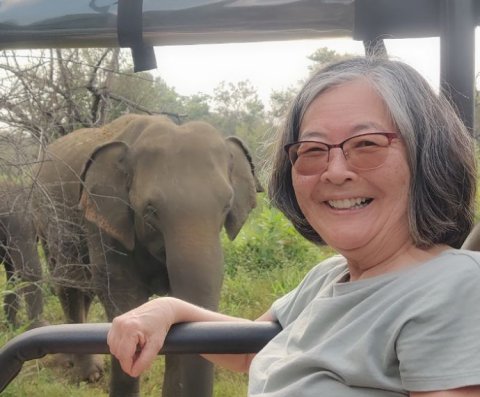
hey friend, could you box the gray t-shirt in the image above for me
[248,250,480,396]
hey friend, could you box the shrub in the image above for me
[222,194,332,275]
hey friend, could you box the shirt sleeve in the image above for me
[397,252,480,391]
[271,255,347,328]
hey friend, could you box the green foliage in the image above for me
[109,73,184,117]
[0,192,334,396]
[268,47,353,124]
[222,194,333,276]
[180,93,212,121]
[306,47,352,73]
[0,45,344,396]
[269,85,298,122]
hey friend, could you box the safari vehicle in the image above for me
[0,0,478,393]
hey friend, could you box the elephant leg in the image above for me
[22,283,45,328]
[163,355,214,397]
[89,239,149,397]
[7,245,46,329]
[102,285,147,397]
[3,262,20,328]
[56,286,104,382]
[109,359,140,397]
[101,282,148,397]
[47,234,102,382]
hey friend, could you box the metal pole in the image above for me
[440,0,476,132]
[0,322,282,393]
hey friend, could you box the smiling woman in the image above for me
[108,56,480,397]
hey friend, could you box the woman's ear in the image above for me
[79,141,135,251]
[224,136,263,240]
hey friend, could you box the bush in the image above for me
[222,194,333,275]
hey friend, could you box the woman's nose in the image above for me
[319,148,356,184]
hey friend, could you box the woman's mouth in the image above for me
[327,197,373,209]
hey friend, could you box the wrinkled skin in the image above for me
[33,114,262,397]
[0,181,44,329]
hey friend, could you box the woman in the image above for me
[108,57,480,396]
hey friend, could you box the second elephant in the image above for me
[0,181,44,328]
[33,114,262,397]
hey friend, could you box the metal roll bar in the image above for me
[0,321,282,393]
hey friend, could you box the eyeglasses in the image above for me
[284,132,399,176]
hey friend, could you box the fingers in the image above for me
[130,339,163,377]
[107,304,170,377]
[108,331,163,377]
[107,321,144,376]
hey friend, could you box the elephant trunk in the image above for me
[163,226,225,311]
[161,225,222,397]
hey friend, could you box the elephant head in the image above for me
[79,117,261,250]
[78,116,262,306]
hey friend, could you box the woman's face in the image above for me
[292,78,412,255]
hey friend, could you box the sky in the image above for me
[153,27,480,108]
[153,35,449,106]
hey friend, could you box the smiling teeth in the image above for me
[328,198,370,209]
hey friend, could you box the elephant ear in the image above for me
[78,141,135,251]
[224,136,263,241]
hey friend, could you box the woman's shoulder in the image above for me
[401,249,480,303]
[422,249,480,279]
[446,248,480,265]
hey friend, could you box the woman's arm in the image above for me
[202,310,275,372]
[107,296,273,377]
[411,386,480,396]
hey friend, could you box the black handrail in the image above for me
[0,321,282,393]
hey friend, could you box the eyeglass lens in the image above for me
[288,133,392,175]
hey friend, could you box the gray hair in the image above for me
[268,57,476,249]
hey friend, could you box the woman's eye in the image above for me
[298,144,327,156]
[355,139,379,148]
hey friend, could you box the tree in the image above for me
[108,72,190,122]
[207,80,270,160]
[180,93,211,121]
[0,49,122,143]
[269,47,353,123]
[269,85,298,123]
[0,48,188,144]
[306,47,352,74]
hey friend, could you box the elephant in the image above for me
[0,181,44,328]
[32,114,262,397]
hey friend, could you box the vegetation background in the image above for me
[0,46,342,396]
[0,194,334,396]
[0,46,477,396]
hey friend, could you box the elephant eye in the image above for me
[144,204,158,217]
[144,205,158,231]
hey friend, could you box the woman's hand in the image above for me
[107,297,176,377]
[108,296,273,376]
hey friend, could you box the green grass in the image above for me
[0,194,334,396]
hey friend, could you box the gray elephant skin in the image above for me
[0,181,44,328]
[33,114,262,397]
